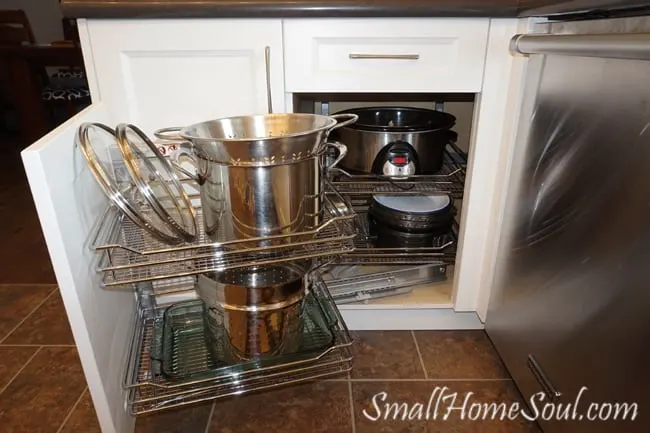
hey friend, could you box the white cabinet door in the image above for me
[80,19,285,134]
[22,104,135,433]
[283,18,490,93]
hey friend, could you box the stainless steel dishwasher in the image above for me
[487,16,650,433]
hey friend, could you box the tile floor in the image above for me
[0,138,539,432]
[0,284,540,433]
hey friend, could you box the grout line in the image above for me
[347,375,356,433]
[0,287,58,344]
[55,387,87,433]
[0,344,76,348]
[411,330,429,379]
[203,402,216,433]
[0,346,42,395]
[348,378,513,382]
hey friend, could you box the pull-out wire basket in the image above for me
[328,145,466,265]
[124,278,353,415]
[328,145,467,199]
[92,190,357,287]
[340,213,459,265]
[321,263,449,304]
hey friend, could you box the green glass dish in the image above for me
[153,289,337,381]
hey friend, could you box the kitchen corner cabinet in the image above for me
[21,16,532,433]
[80,19,286,133]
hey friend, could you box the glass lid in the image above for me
[116,123,197,243]
[77,122,188,245]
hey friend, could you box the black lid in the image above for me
[333,107,456,133]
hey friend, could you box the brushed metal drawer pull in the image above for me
[348,53,420,60]
[527,354,562,401]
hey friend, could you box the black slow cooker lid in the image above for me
[333,107,456,132]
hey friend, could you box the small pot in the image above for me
[197,262,309,362]
[368,194,455,248]
[369,194,455,234]
[331,107,458,175]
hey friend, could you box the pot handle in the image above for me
[170,141,204,185]
[444,130,468,161]
[328,113,359,133]
[326,141,348,170]
[154,126,184,142]
[445,130,459,143]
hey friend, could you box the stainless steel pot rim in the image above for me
[207,288,309,312]
[214,262,310,286]
[165,113,358,143]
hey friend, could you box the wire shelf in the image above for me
[124,278,353,415]
[158,295,336,380]
[329,146,467,199]
[93,192,357,287]
[337,211,458,265]
[327,144,465,266]
[321,263,448,304]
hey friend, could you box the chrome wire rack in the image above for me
[321,263,448,304]
[92,191,357,287]
[124,278,353,415]
[328,145,467,199]
[339,212,459,265]
[326,144,466,266]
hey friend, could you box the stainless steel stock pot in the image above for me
[155,113,357,241]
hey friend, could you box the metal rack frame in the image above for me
[92,191,357,287]
[123,279,354,415]
[328,145,466,266]
[328,144,467,199]
[322,263,449,304]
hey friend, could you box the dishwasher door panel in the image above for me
[487,52,650,433]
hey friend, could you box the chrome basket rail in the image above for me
[340,215,459,265]
[327,144,465,265]
[123,278,353,415]
[328,145,466,199]
[92,190,357,288]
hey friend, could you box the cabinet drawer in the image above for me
[283,19,490,93]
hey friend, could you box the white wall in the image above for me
[2,0,64,43]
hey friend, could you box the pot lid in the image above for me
[77,123,190,245]
[333,107,456,133]
[372,195,451,214]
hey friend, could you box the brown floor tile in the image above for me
[0,346,38,390]
[0,347,87,433]
[414,331,509,379]
[60,391,102,433]
[0,285,55,340]
[4,291,74,345]
[353,381,429,433]
[209,381,352,433]
[353,381,539,433]
[351,331,425,379]
[135,402,212,433]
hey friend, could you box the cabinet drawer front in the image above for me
[283,19,490,93]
